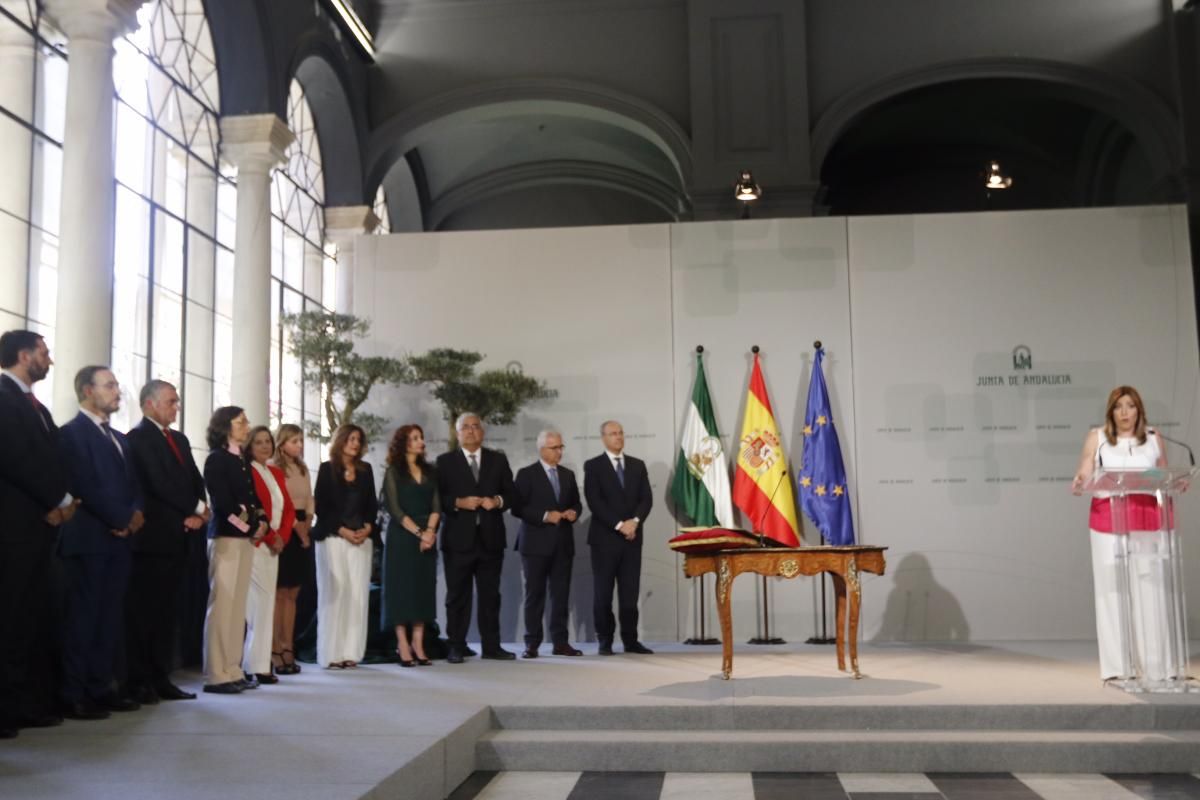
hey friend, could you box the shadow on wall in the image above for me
[873,553,970,642]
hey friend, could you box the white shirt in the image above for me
[250,461,284,532]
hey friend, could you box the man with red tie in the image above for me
[124,380,208,704]
[0,330,77,738]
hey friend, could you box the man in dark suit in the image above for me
[57,366,144,719]
[511,429,583,659]
[436,412,516,663]
[124,380,208,704]
[0,330,77,738]
[584,419,654,655]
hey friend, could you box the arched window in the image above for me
[109,0,229,436]
[271,77,332,459]
[0,3,68,403]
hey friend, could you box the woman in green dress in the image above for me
[381,424,440,666]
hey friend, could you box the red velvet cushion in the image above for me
[668,527,761,553]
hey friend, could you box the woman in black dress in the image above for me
[271,423,312,675]
[381,424,440,667]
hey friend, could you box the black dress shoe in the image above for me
[202,682,242,695]
[96,694,140,713]
[131,685,159,705]
[598,642,615,656]
[521,648,539,659]
[446,648,465,664]
[62,700,110,720]
[254,673,278,685]
[155,683,196,701]
[16,712,63,728]
[552,644,584,657]
[238,675,259,690]
[481,648,516,660]
[624,642,654,654]
[0,726,17,739]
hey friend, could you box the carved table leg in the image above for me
[831,572,847,671]
[716,557,734,679]
[847,558,862,679]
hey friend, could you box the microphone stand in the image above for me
[1157,431,1196,467]
[748,469,789,645]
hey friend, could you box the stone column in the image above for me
[324,205,379,314]
[44,0,145,416]
[0,3,35,327]
[219,114,293,428]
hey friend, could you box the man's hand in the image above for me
[111,528,130,538]
[562,509,577,523]
[545,510,562,524]
[44,507,64,526]
[128,510,145,533]
[457,496,482,511]
[183,514,205,531]
[619,519,638,539]
[479,496,498,511]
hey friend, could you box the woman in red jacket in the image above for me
[242,426,295,684]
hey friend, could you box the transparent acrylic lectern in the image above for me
[1079,466,1197,693]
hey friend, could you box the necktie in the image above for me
[548,467,561,501]
[163,427,185,465]
[27,392,47,430]
[469,453,480,482]
[615,457,625,488]
[101,422,124,459]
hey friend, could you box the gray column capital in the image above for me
[43,0,146,42]
[324,205,380,245]
[220,114,294,174]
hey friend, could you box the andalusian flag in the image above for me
[732,352,801,547]
[672,352,734,528]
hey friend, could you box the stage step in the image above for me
[476,705,1200,773]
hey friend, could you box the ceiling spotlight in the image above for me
[734,170,761,201]
[985,161,1013,190]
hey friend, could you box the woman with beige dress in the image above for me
[272,423,313,675]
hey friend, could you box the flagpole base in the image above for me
[684,637,720,645]
[747,636,786,645]
[805,636,836,645]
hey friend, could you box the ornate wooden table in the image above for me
[683,546,887,680]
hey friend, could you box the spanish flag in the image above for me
[732,352,801,547]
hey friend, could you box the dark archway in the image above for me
[292,51,367,208]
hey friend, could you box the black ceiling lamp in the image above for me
[734,170,761,218]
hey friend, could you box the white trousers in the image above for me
[315,536,373,666]
[1089,530,1172,680]
[242,544,279,676]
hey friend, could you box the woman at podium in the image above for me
[1072,385,1169,682]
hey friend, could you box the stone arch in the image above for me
[289,47,366,207]
[811,58,1181,185]
[365,78,693,203]
[202,0,275,116]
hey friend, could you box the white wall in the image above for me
[354,205,1200,643]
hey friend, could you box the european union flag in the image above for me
[798,346,855,545]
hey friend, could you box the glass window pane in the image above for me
[187,229,215,307]
[151,284,182,374]
[112,271,148,358]
[216,174,236,249]
[214,246,233,317]
[35,47,67,142]
[303,242,323,300]
[185,300,213,379]
[114,186,150,279]
[186,155,216,235]
[113,37,149,115]
[271,216,283,279]
[0,114,33,222]
[182,372,212,447]
[323,244,336,308]
[26,226,57,329]
[161,133,187,219]
[282,226,302,288]
[154,213,184,294]
[0,16,34,124]
[0,215,29,319]
[213,315,232,388]
[30,136,61,236]
[115,103,151,196]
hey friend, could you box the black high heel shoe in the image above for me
[399,659,416,668]
[415,656,432,666]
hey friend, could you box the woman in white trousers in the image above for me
[243,426,295,684]
[1072,385,1171,681]
[312,424,378,668]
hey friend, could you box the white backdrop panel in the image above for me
[849,206,1200,641]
